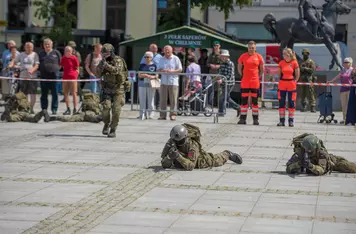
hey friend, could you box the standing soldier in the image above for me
[299,48,316,112]
[97,43,129,138]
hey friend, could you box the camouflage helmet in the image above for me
[170,125,188,142]
[102,43,115,54]
[68,41,77,48]
[302,48,310,55]
[301,135,320,152]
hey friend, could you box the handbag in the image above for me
[150,78,161,88]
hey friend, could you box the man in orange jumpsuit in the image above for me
[237,41,264,125]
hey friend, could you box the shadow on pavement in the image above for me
[40,134,104,138]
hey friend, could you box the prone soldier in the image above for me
[161,123,243,170]
[49,92,102,123]
[96,43,129,138]
[287,133,356,175]
[1,92,43,123]
[299,48,316,112]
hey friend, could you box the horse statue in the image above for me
[263,0,351,70]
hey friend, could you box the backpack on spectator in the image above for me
[83,52,94,78]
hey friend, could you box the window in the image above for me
[8,0,29,30]
[225,22,274,42]
[107,0,126,30]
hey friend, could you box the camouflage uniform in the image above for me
[49,93,102,123]
[286,133,356,175]
[299,48,316,112]
[1,92,43,123]
[96,43,129,138]
[161,124,242,170]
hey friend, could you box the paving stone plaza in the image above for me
[1,100,356,234]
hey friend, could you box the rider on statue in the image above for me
[298,0,323,40]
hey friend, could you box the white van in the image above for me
[256,43,342,71]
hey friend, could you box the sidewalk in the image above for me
[0,102,356,234]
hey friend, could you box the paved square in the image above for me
[1,101,356,234]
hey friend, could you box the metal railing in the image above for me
[127,71,233,123]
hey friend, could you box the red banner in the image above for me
[265,45,280,64]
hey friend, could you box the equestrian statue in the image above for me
[263,0,351,70]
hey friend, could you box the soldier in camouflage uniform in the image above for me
[96,43,129,138]
[299,48,317,112]
[1,92,44,123]
[286,133,356,175]
[161,124,243,170]
[49,93,102,123]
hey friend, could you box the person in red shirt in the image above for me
[277,48,300,127]
[60,46,79,115]
[237,41,264,125]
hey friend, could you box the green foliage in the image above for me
[32,0,77,43]
[157,0,252,32]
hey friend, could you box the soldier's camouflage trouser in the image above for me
[286,155,356,175]
[102,93,125,129]
[300,76,316,108]
[50,112,102,123]
[162,151,229,169]
[7,111,43,123]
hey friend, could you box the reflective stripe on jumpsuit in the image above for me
[240,78,259,118]
[278,78,297,123]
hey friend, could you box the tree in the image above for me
[32,0,77,43]
[157,0,252,32]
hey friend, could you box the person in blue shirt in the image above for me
[137,51,159,120]
[140,44,162,65]
[1,40,20,75]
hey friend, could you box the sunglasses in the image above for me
[144,56,151,58]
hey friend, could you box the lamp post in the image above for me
[187,0,191,26]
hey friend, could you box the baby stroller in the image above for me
[177,83,213,117]
[317,86,337,124]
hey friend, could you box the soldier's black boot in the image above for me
[102,124,109,135]
[108,128,116,138]
[43,110,50,123]
[224,150,243,164]
[310,106,316,113]
[33,111,44,123]
[252,115,259,125]
[237,115,246,125]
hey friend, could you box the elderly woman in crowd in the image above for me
[137,51,159,120]
[328,57,354,124]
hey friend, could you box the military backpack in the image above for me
[82,93,101,115]
[182,123,202,143]
[8,92,31,112]
[291,133,327,151]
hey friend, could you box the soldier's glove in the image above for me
[124,81,131,92]
[168,148,180,160]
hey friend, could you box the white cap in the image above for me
[220,49,230,57]
[344,57,353,63]
[145,51,153,58]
